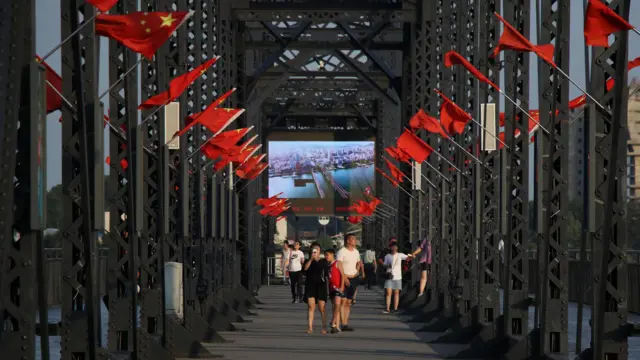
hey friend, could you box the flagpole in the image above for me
[553,66,606,111]
[139,57,224,127]
[570,85,640,125]
[139,99,172,127]
[401,128,464,173]
[373,209,392,219]
[430,149,462,173]
[497,89,551,134]
[422,160,452,184]
[38,13,99,63]
[444,137,488,169]
[469,117,509,149]
[98,57,145,100]
[396,184,415,199]
[46,80,75,110]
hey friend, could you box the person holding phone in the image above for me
[303,242,329,334]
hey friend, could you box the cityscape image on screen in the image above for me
[268,141,375,202]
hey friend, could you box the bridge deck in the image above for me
[203,286,474,360]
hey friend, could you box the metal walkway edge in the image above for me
[202,286,478,360]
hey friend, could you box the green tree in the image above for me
[316,235,335,251]
[46,184,64,229]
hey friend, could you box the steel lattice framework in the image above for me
[0,0,636,359]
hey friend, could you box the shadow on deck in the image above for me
[202,286,475,360]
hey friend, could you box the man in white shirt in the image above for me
[336,233,364,331]
[288,240,305,303]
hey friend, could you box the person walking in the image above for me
[383,242,410,313]
[288,240,305,303]
[337,233,364,331]
[409,238,431,297]
[324,248,344,333]
[363,245,377,290]
[303,243,328,334]
[282,241,291,286]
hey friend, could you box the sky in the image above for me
[36,0,640,190]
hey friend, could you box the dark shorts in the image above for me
[344,276,360,300]
[420,262,428,271]
[329,289,345,298]
[305,281,328,302]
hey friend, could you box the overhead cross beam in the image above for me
[247,21,313,91]
[333,50,398,106]
[336,16,400,93]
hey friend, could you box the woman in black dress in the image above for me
[303,242,329,333]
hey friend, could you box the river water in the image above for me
[268,166,375,199]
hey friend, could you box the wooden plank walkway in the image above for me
[203,286,475,360]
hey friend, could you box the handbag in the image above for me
[383,254,399,280]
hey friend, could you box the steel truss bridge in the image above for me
[0,0,637,359]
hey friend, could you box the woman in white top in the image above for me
[382,242,411,313]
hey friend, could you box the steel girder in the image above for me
[0,1,42,359]
[59,0,104,358]
[232,9,414,23]
[453,0,503,356]
[500,1,532,358]
[535,0,571,357]
[586,1,631,359]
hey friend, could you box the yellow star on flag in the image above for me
[160,14,177,28]
[223,108,233,112]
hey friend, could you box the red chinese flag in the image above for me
[257,193,284,206]
[139,57,219,109]
[232,144,261,165]
[201,142,223,160]
[207,127,252,150]
[492,12,556,67]
[384,158,405,183]
[212,155,233,173]
[385,147,410,164]
[376,167,399,188]
[178,107,244,138]
[236,154,266,179]
[347,216,362,225]
[368,197,381,210]
[95,11,192,60]
[86,0,119,12]
[434,89,473,135]
[179,88,237,134]
[410,109,450,138]
[260,199,287,215]
[246,162,269,180]
[397,129,433,163]
[268,205,289,218]
[444,51,500,90]
[584,0,634,47]
[36,57,63,113]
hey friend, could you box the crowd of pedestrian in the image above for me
[279,235,432,333]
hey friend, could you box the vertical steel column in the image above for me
[586,1,631,359]
[0,1,41,358]
[404,0,437,313]
[444,0,479,341]
[420,0,446,320]
[60,0,103,358]
[105,0,141,357]
[454,0,503,356]
[437,0,457,329]
[535,0,570,357]
[500,0,531,358]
